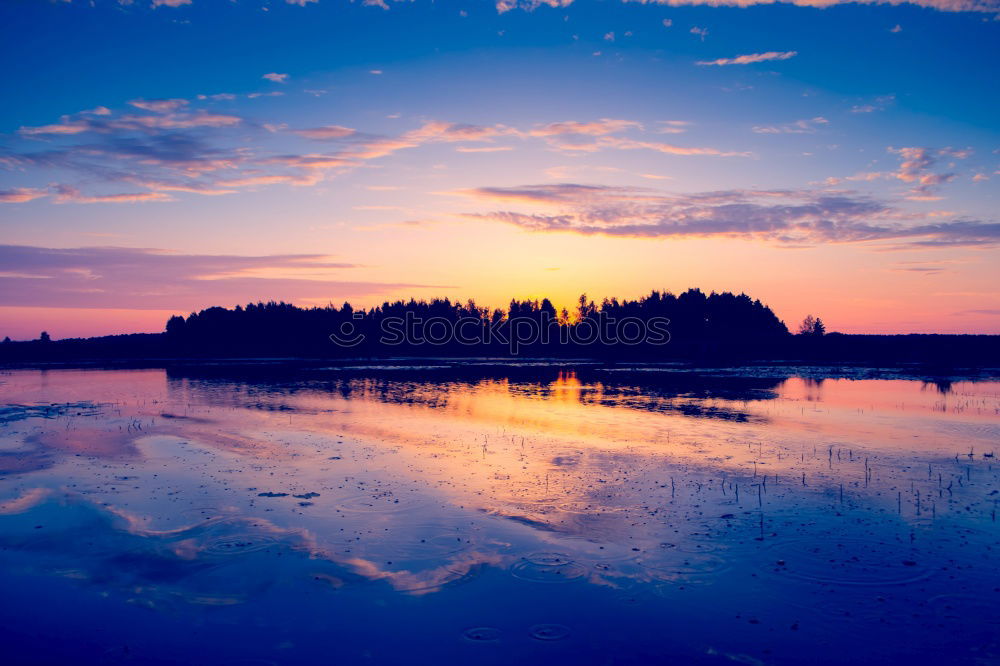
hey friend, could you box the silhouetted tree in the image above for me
[799,315,825,336]
[39,331,51,343]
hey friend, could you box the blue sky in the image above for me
[1,0,998,338]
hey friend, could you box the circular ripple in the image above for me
[556,501,629,515]
[557,538,641,564]
[928,594,1000,623]
[463,626,501,642]
[529,624,571,641]
[337,492,426,514]
[510,552,587,584]
[638,553,730,582]
[374,527,472,562]
[193,520,285,557]
[785,592,894,627]
[763,538,933,587]
[674,539,723,555]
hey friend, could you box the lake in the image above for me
[1,364,998,665]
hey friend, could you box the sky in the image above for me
[1,0,998,340]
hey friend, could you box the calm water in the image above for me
[1,365,998,665]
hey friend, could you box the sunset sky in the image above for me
[1,0,998,339]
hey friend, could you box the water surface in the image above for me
[1,365,998,665]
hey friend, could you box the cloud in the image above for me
[527,118,644,137]
[495,0,574,12]
[890,265,946,274]
[336,121,517,160]
[850,94,895,113]
[516,119,738,156]
[52,186,172,205]
[451,182,1000,248]
[690,26,709,40]
[151,0,191,7]
[753,117,828,134]
[2,106,742,206]
[955,309,1000,316]
[622,0,999,14]
[17,118,92,136]
[0,245,445,311]
[292,125,357,140]
[262,72,289,83]
[18,109,241,136]
[455,146,515,153]
[128,98,189,113]
[552,135,749,156]
[697,50,797,66]
[0,188,49,204]
[822,146,972,199]
[889,146,971,197]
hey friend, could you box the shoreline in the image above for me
[3,357,999,383]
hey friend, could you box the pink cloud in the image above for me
[527,118,643,137]
[128,98,189,113]
[116,112,242,130]
[0,188,49,204]
[52,186,172,205]
[18,120,91,136]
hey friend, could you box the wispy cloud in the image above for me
[527,118,644,137]
[262,72,289,83]
[451,183,1000,248]
[623,0,999,14]
[128,98,189,113]
[52,186,172,205]
[18,108,241,136]
[0,245,443,311]
[291,125,357,140]
[850,94,896,113]
[753,117,828,134]
[495,0,574,12]
[697,50,797,66]
[455,146,515,153]
[0,188,49,204]
[0,102,745,207]
[821,146,973,199]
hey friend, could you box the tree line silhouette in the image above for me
[159,289,786,359]
[1,288,997,366]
